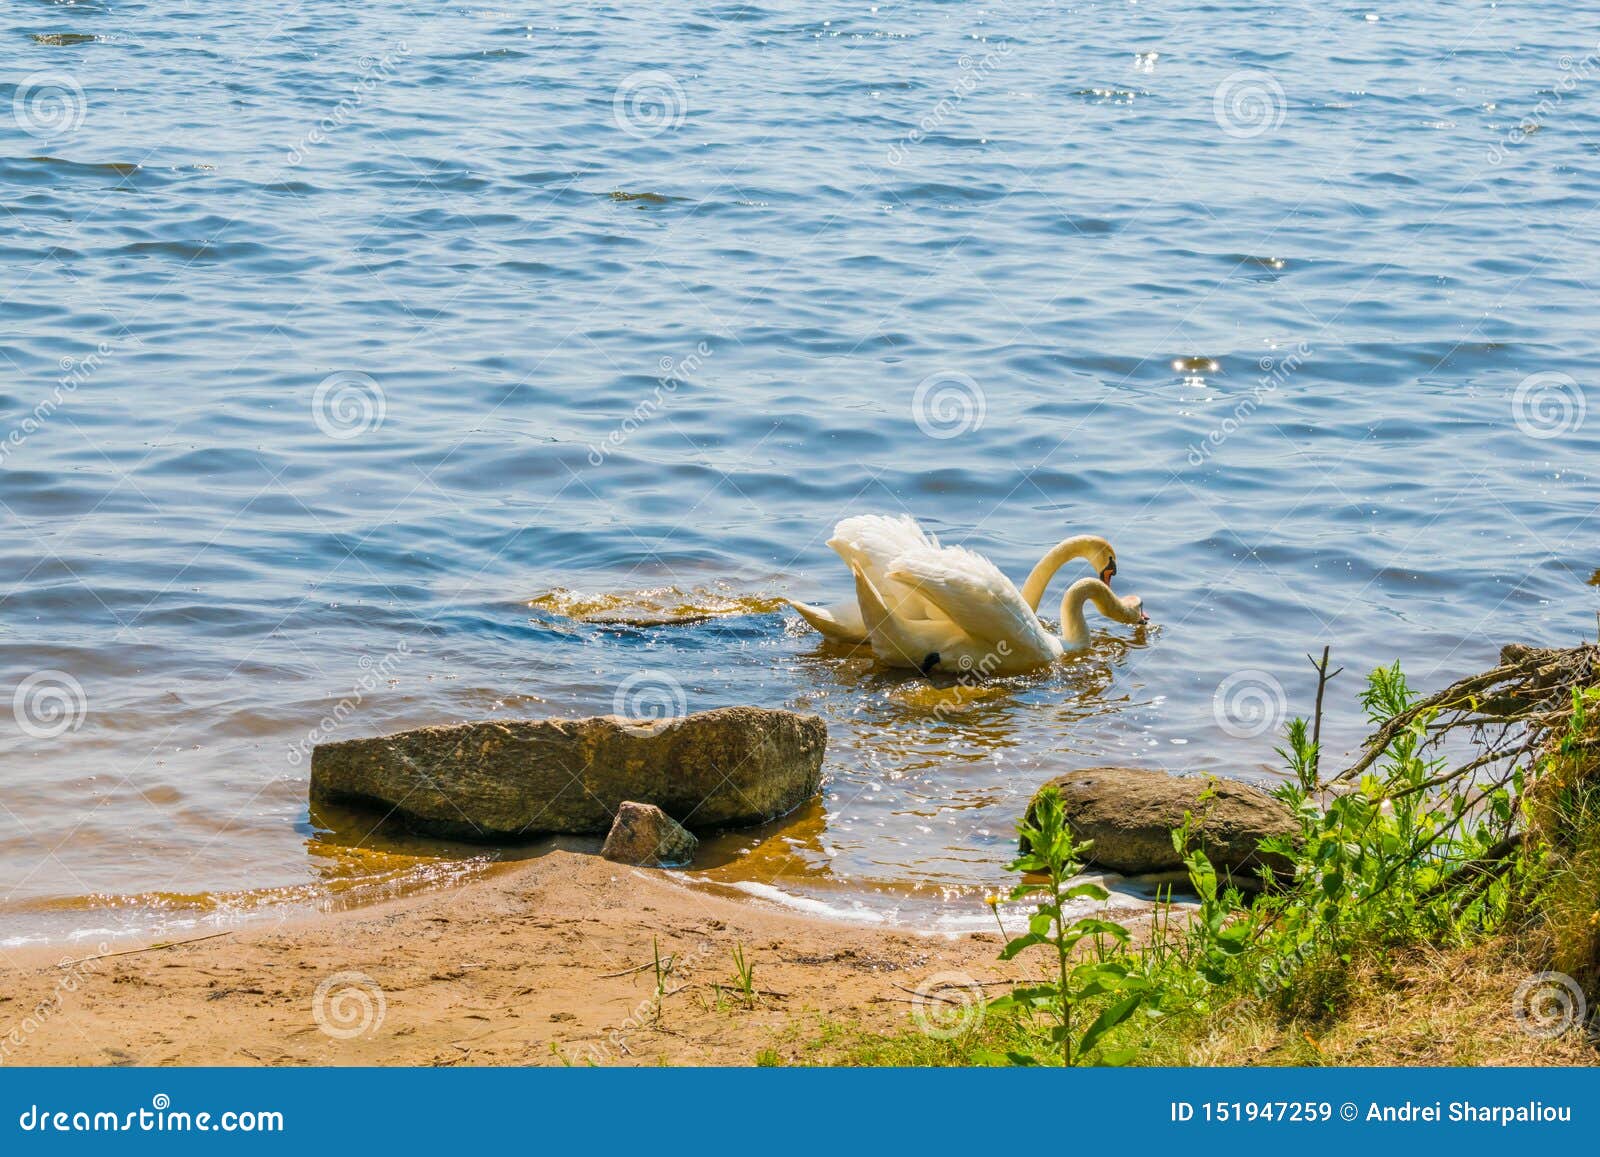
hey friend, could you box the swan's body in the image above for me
[854,542,1147,675]
[783,515,1119,645]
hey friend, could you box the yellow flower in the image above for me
[984,893,1001,908]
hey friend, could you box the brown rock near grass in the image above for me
[602,801,698,867]
[1025,766,1296,878]
[310,706,826,841]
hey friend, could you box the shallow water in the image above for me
[3,1,1597,942]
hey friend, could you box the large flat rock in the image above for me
[310,706,826,841]
[1026,766,1296,878]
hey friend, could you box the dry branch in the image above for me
[1334,643,1600,785]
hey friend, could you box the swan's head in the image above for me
[1115,593,1149,625]
[1083,537,1117,586]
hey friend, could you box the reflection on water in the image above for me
[646,601,1164,919]
[2,586,1168,941]
[528,585,786,626]
[3,0,1598,941]
[1,827,504,947]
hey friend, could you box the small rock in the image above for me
[1025,766,1296,879]
[602,802,698,867]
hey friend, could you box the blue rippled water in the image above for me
[2,1,1597,940]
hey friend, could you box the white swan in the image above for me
[783,514,1120,644]
[850,541,1147,675]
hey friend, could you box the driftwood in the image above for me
[56,931,233,967]
[1323,642,1600,898]
[1335,642,1600,787]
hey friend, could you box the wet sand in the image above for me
[0,849,1025,1067]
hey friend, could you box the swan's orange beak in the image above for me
[1098,560,1117,585]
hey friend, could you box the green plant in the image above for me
[731,943,756,1009]
[988,787,1150,1065]
[1278,716,1318,794]
[649,937,672,1023]
[1179,843,1253,985]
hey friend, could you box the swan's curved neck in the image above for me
[1059,577,1124,647]
[1020,536,1107,611]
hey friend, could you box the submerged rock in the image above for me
[310,706,825,841]
[606,190,679,205]
[1025,766,1295,879]
[581,610,714,627]
[527,586,785,626]
[602,802,698,867]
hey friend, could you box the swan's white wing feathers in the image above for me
[826,515,936,591]
[885,544,1044,648]
[827,514,948,623]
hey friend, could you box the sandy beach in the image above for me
[0,849,1027,1067]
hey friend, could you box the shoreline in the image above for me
[0,848,1031,1067]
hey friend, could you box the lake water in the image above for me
[3,0,1597,943]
